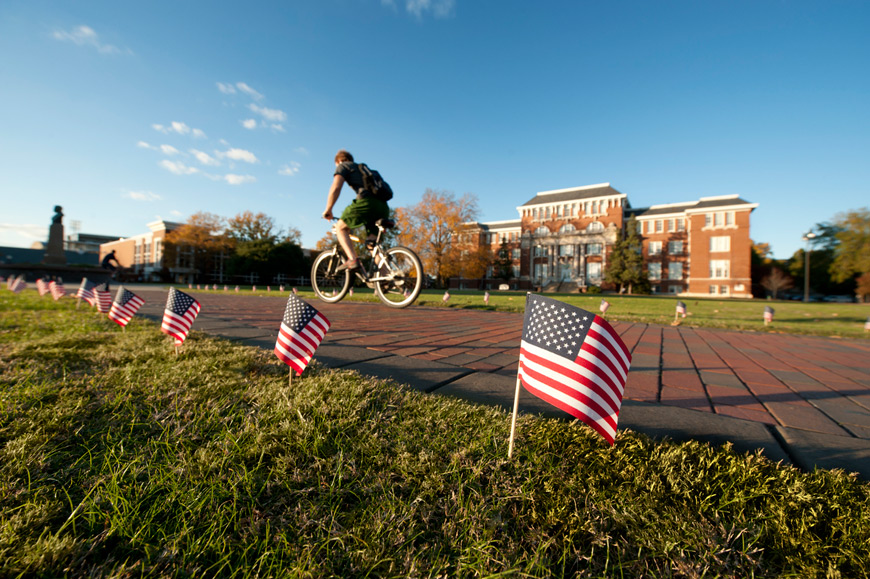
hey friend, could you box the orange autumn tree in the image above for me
[395,189,481,287]
[165,212,233,282]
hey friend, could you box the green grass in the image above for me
[177,284,870,340]
[4,292,868,577]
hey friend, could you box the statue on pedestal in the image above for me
[42,205,67,265]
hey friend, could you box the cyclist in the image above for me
[101,249,120,290]
[321,149,390,272]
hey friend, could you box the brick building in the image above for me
[98,220,193,282]
[458,183,758,298]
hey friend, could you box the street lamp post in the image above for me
[802,230,817,302]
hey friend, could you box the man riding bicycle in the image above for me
[321,149,390,272]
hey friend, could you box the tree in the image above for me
[395,189,480,287]
[604,216,647,294]
[760,268,793,299]
[493,241,514,281]
[787,219,856,297]
[165,212,232,282]
[830,208,870,283]
[856,272,870,303]
[226,210,302,245]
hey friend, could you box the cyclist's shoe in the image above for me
[335,259,360,273]
[365,237,377,250]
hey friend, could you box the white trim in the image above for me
[537,183,611,196]
[685,202,759,214]
[698,194,740,201]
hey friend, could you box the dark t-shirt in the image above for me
[334,162,368,198]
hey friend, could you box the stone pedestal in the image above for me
[43,223,67,265]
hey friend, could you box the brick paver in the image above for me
[137,289,870,442]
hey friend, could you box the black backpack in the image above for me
[358,163,393,202]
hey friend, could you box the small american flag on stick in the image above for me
[763,305,775,324]
[9,276,27,294]
[161,288,201,346]
[676,301,687,317]
[515,294,632,447]
[599,299,611,314]
[76,278,96,305]
[49,280,66,300]
[515,294,631,445]
[274,293,330,375]
[36,278,50,296]
[108,287,145,327]
[94,283,112,313]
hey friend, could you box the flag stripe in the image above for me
[520,341,622,418]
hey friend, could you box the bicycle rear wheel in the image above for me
[311,250,351,303]
[374,246,423,308]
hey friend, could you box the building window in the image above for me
[710,260,730,279]
[648,262,662,280]
[655,220,663,233]
[668,262,683,280]
[668,285,681,294]
[720,285,730,295]
[534,246,546,257]
[587,222,604,233]
[586,243,602,255]
[559,245,574,256]
[705,213,713,227]
[677,218,685,231]
[512,265,520,277]
[559,223,576,233]
[512,249,521,260]
[587,262,601,283]
[535,226,549,236]
[710,236,730,252]
[667,219,674,232]
[668,240,683,254]
[648,241,662,255]
[725,211,734,226]
[636,221,643,234]
[709,285,718,294]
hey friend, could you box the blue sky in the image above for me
[1,0,868,259]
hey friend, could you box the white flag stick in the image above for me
[508,372,522,459]
[289,367,294,386]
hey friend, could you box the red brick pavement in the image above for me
[141,290,870,441]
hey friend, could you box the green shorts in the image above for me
[340,196,391,235]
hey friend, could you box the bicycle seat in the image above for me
[376,218,395,229]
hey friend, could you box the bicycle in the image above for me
[311,218,424,309]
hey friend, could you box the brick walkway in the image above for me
[143,290,870,443]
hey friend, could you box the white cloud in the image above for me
[270,124,286,133]
[124,190,162,201]
[224,174,256,185]
[152,121,206,138]
[52,25,129,55]
[383,0,455,19]
[160,144,180,155]
[159,160,199,175]
[242,119,257,130]
[236,82,264,101]
[279,162,301,176]
[249,103,287,123]
[218,148,258,164]
[217,82,236,94]
[170,210,183,217]
[294,146,310,156]
[190,149,220,166]
[137,141,155,150]
[0,223,48,242]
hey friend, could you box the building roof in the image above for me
[628,195,758,218]
[478,219,522,231]
[518,183,626,207]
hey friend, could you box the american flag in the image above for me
[443,291,450,302]
[518,294,632,445]
[9,276,27,294]
[763,305,775,323]
[94,283,113,313]
[36,278,50,296]
[161,288,201,346]
[274,293,331,374]
[76,278,97,305]
[484,291,490,305]
[865,317,870,331]
[599,299,611,314]
[108,287,145,327]
[49,279,66,300]
[676,301,687,317]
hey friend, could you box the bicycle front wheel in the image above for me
[311,250,351,303]
[374,246,423,308]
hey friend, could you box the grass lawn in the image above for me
[182,284,870,340]
[1,291,869,577]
